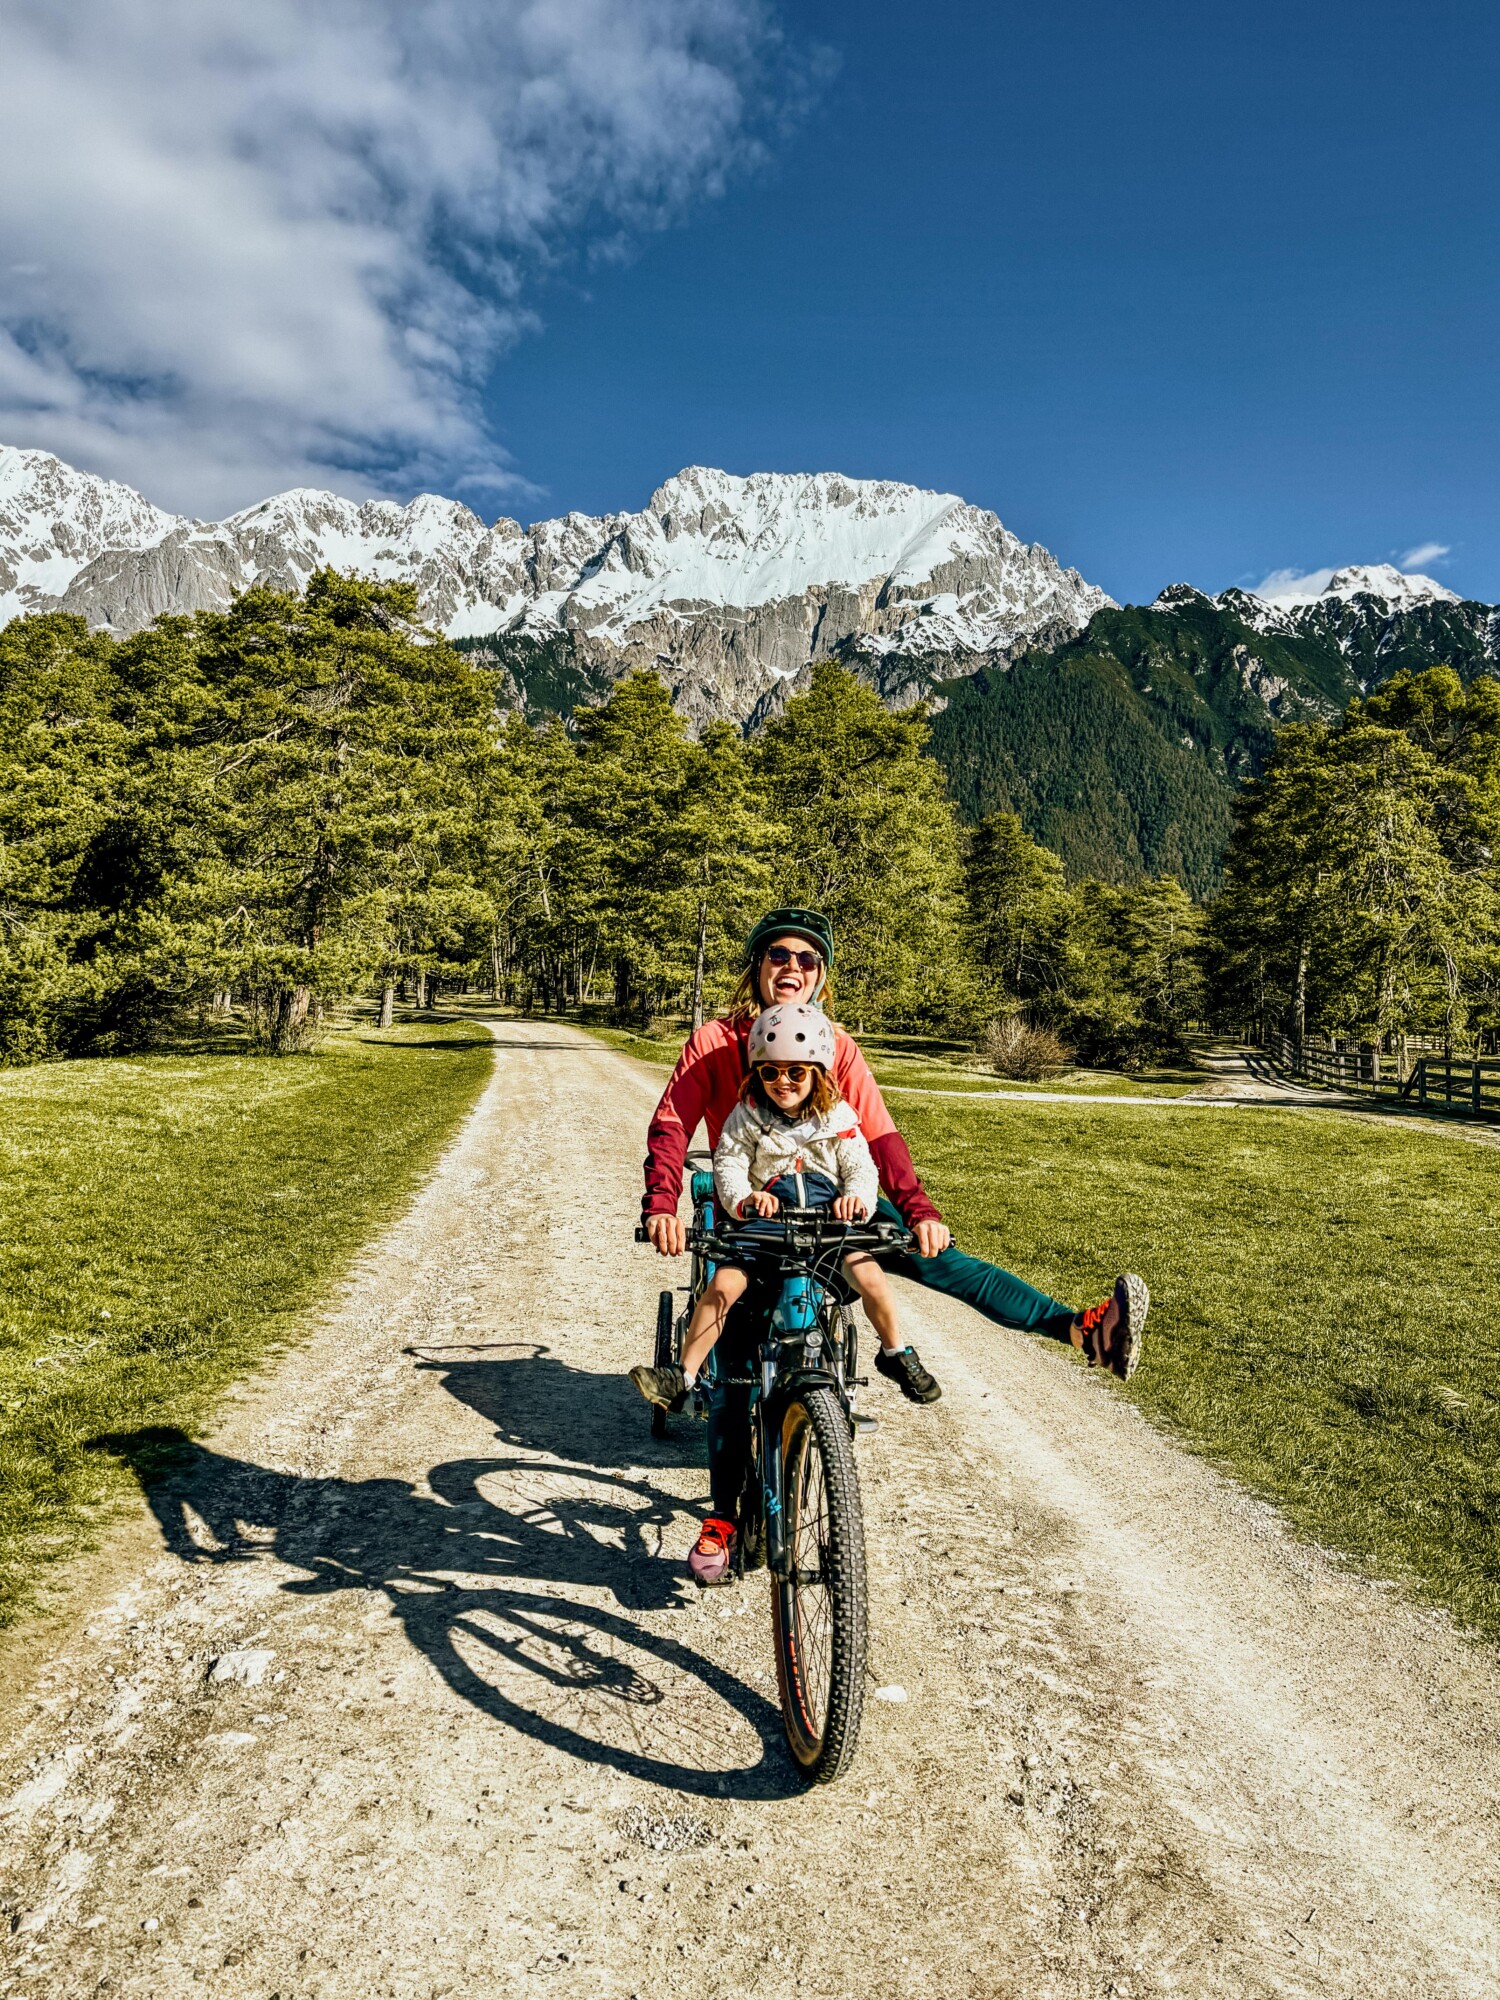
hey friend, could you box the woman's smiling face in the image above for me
[758,934,823,1007]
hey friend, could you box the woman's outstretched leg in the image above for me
[874,1198,1148,1374]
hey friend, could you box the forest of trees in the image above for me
[1,575,1496,1068]
[1206,667,1500,1055]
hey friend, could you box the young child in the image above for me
[630,1002,940,1410]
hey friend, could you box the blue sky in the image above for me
[2,0,1496,605]
[493,0,1500,604]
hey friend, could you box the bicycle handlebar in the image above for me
[634,1209,915,1258]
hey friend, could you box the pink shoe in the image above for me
[687,1516,737,1587]
[1077,1274,1150,1380]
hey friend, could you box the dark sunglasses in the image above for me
[756,1062,814,1084]
[765,945,822,972]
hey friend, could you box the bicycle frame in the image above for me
[681,1187,912,1580]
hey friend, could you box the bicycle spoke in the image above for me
[790,1431,834,1735]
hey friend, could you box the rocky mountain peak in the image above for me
[0,446,1114,726]
[1319,562,1459,608]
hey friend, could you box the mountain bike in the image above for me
[638,1170,914,1783]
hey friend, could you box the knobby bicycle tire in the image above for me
[650,1289,674,1440]
[771,1386,867,1783]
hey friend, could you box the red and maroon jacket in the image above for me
[641,1014,942,1228]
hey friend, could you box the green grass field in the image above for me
[578,1020,1206,1096]
[0,1018,493,1624]
[896,1095,1500,1637]
[577,1022,692,1068]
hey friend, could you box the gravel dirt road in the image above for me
[3,1020,1499,1999]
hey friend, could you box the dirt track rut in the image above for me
[2,1020,1498,1998]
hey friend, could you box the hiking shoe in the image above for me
[630,1362,687,1410]
[874,1344,942,1404]
[687,1516,738,1587]
[1077,1274,1149,1380]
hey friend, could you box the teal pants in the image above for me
[872,1197,1078,1344]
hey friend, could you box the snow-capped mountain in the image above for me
[0,448,1111,725]
[1251,563,1460,614]
[0,449,183,615]
[1153,565,1461,630]
[1148,570,1500,701]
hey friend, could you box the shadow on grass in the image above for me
[484,1038,607,1053]
[353,1036,498,1052]
[90,1343,796,1802]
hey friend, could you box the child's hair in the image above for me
[740,1060,838,1120]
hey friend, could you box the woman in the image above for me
[643,906,1147,1583]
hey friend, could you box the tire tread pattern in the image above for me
[772,1386,867,1783]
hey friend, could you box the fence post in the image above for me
[1475,1064,1483,1118]
[1418,1059,1428,1105]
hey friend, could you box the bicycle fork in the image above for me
[758,1271,820,1579]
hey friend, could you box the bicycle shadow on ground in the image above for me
[411,1339,709,1476]
[94,1399,797,1802]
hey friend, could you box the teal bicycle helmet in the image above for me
[742,906,835,971]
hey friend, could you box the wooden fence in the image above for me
[1399,1056,1500,1118]
[1262,1031,1500,1121]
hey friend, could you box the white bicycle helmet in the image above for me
[749,1003,836,1070]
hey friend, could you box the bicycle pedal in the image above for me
[850,1411,878,1433]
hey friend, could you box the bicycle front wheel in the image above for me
[771,1387,867,1783]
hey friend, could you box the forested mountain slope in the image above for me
[927,584,1500,892]
[8,441,1495,889]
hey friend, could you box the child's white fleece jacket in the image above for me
[713,1097,880,1218]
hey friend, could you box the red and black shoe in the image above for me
[1076,1274,1149,1380]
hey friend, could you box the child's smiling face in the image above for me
[759,1063,815,1114]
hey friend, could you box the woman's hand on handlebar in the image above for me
[832,1194,869,1221]
[912,1219,951,1258]
[646,1213,685,1257]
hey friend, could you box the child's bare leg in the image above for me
[842,1251,902,1350]
[846,1250,943,1404]
[682,1266,748,1380]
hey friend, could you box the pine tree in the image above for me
[753,664,969,1029]
[0,614,126,1059]
[122,572,497,1050]
[963,811,1076,1014]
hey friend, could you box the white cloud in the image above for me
[1251,565,1337,607]
[0,0,792,515]
[1398,541,1450,570]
